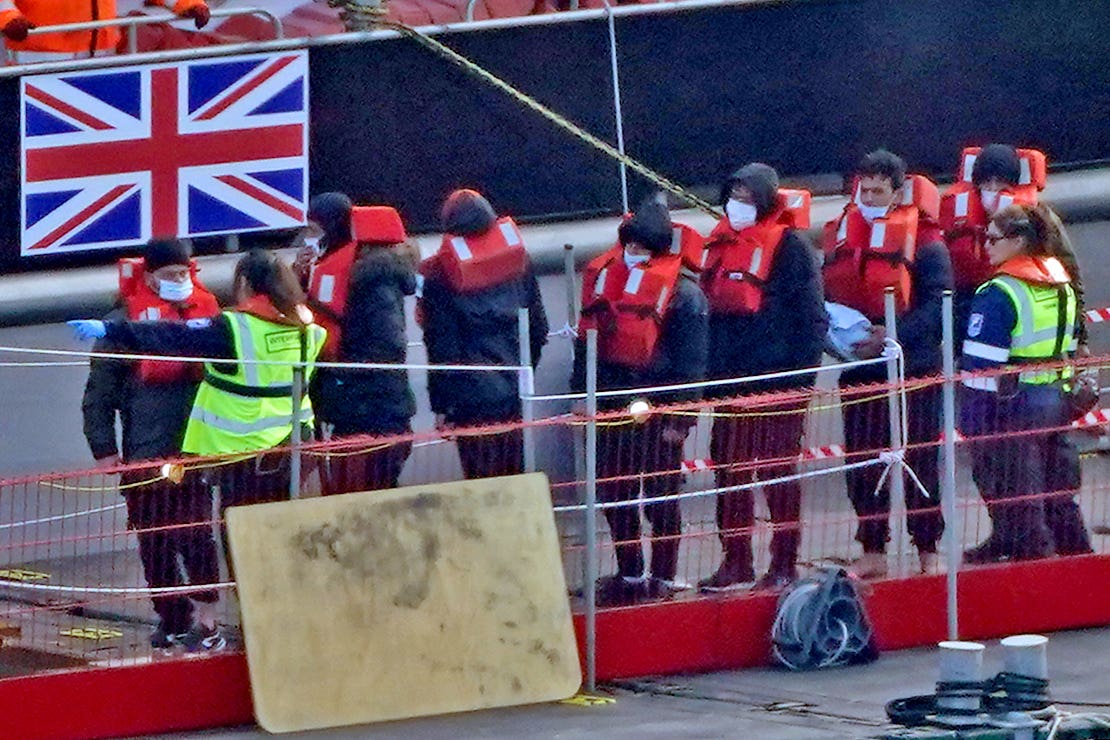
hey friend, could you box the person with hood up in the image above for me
[698,163,827,592]
[418,189,548,480]
[571,195,709,606]
[296,193,418,494]
[80,238,223,652]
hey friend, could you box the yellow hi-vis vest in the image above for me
[182,312,326,455]
[981,267,1078,385]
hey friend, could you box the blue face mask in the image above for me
[159,278,193,303]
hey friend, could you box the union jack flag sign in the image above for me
[20,51,310,257]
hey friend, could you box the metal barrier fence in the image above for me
[1,313,1109,692]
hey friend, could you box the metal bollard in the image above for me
[935,640,987,725]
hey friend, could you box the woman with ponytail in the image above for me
[70,249,328,627]
[958,203,1092,564]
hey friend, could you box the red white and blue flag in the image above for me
[20,51,309,257]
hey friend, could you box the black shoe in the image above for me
[181,624,226,653]
[644,577,679,601]
[594,575,647,607]
[150,625,186,650]
[697,561,756,592]
[753,568,798,592]
[963,537,1008,565]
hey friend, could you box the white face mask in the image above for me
[854,194,889,223]
[980,189,1002,214]
[159,278,194,303]
[304,236,322,258]
[623,252,650,269]
[725,199,758,230]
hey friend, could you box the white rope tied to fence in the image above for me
[0,580,236,596]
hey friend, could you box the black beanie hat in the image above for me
[726,163,780,220]
[143,238,192,271]
[618,194,673,254]
[441,189,498,236]
[972,144,1022,186]
[308,192,353,248]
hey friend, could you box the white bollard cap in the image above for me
[1001,634,1049,679]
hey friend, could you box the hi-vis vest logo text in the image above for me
[265,330,301,353]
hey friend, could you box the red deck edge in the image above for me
[2,555,1107,739]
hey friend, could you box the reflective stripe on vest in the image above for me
[979,275,1077,385]
[182,312,326,455]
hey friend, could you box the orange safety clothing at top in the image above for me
[701,188,811,315]
[822,175,942,321]
[579,246,683,369]
[307,206,408,360]
[940,147,1047,291]
[0,0,120,52]
[117,257,220,384]
[437,216,528,294]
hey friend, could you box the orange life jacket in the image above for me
[940,147,1047,291]
[579,246,683,369]
[438,216,527,294]
[700,189,810,315]
[1,0,120,53]
[994,254,1070,286]
[822,175,940,321]
[307,205,408,359]
[118,257,219,384]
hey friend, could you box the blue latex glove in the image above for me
[67,320,107,341]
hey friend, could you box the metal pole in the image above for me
[518,307,536,473]
[127,23,138,55]
[584,328,599,692]
[564,243,579,328]
[290,364,304,500]
[601,0,629,213]
[941,290,960,639]
[883,287,906,554]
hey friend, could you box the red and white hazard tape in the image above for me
[1074,408,1110,427]
[681,445,846,472]
[1086,307,1110,323]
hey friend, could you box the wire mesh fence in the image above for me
[1,346,1109,683]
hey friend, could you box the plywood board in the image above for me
[227,473,580,733]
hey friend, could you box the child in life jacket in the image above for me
[571,195,708,606]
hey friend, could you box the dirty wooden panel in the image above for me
[227,472,580,733]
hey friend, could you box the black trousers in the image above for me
[122,470,219,634]
[842,383,944,553]
[209,450,292,577]
[596,419,686,581]
[456,427,524,480]
[321,424,413,495]
[969,385,1092,558]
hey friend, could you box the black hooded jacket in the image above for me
[310,245,418,434]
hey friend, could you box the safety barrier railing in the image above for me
[2,7,284,64]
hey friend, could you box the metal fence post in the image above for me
[564,243,579,328]
[518,307,536,473]
[883,288,906,555]
[601,0,629,213]
[584,328,599,692]
[941,290,960,639]
[290,363,304,500]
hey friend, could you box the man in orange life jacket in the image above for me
[940,143,1088,350]
[570,196,709,606]
[0,0,210,54]
[298,192,418,494]
[697,163,828,592]
[80,238,222,649]
[823,149,953,578]
[419,189,548,479]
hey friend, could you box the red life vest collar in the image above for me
[307,242,358,359]
[994,255,1070,286]
[438,216,528,293]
